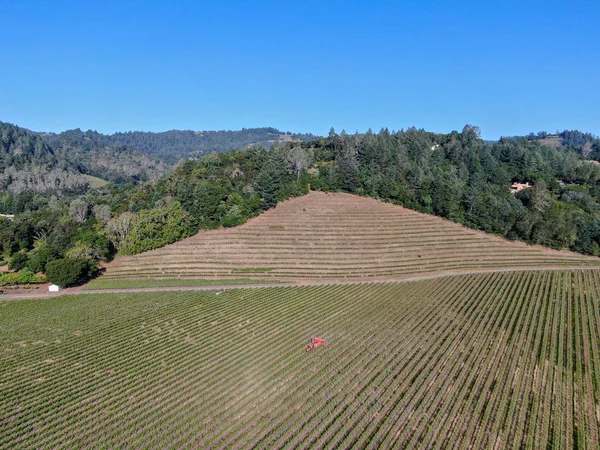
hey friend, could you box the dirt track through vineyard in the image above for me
[3,265,600,300]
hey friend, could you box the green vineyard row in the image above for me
[1,270,600,448]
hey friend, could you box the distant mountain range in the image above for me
[0,122,318,199]
[0,122,168,196]
[41,127,318,163]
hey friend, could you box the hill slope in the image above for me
[45,129,168,185]
[42,127,317,163]
[103,192,600,282]
[0,121,167,197]
[0,121,89,196]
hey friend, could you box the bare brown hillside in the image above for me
[102,192,600,281]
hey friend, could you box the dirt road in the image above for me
[3,266,600,301]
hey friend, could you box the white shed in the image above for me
[48,284,61,292]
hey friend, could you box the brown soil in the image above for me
[0,282,52,297]
[100,192,599,283]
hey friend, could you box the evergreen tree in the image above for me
[335,143,360,192]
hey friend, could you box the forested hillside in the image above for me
[2,123,600,287]
[0,122,88,199]
[42,127,317,163]
[0,122,169,214]
[307,126,600,255]
[47,130,168,184]
[524,129,600,155]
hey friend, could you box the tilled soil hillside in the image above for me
[102,192,600,281]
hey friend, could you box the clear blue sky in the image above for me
[1,0,598,139]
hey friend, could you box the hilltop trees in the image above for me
[288,146,313,180]
[4,121,600,282]
[256,148,291,208]
[335,144,360,192]
[431,167,465,220]
[297,127,600,254]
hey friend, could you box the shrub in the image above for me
[9,252,29,271]
[45,258,97,287]
[222,205,244,227]
[65,232,111,260]
[0,269,46,286]
[27,242,57,273]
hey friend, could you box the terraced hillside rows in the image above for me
[103,192,599,282]
[2,270,600,448]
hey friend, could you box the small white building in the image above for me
[48,284,61,292]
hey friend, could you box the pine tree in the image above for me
[335,144,360,192]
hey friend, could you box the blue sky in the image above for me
[1,0,598,139]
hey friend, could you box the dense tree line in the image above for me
[3,123,600,286]
[303,126,600,255]
[0,122,169,214]
[560,130,599,150]
[520,129,600,157]
[0,122,60,171]
[1,122,89,211]
[47,131,168,184]
[43,127,317,163]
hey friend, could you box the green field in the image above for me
[83,277,282,290]
[80,174,109,189]
[2,270,600,448]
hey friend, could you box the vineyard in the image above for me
[82,277,282,290]
[102,192,600,283]
[2,269,600,448]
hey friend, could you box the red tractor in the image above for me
[307,337,326,352]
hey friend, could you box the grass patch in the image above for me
[81,174,109,189]
[83,277,281,290]
[231,267,274,273]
